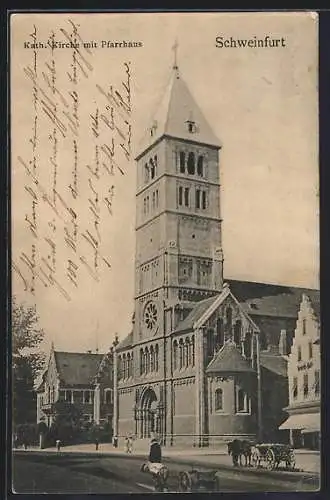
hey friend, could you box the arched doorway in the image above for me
[139,387,159,439]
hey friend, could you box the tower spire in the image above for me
[172,39,179,78]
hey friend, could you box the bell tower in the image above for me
[133,50,223,344]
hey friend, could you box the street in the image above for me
[12,451,319,494]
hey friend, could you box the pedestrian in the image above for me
[95,437,99,451]
[125,436,129,453]
[56,439,61,452]
[229,439,240,467]
[112,435,118,448]
[149,437,162,463]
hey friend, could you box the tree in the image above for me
[12,296,45,427]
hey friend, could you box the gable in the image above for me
[194,286,260,333]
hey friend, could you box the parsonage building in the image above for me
[113,61,319,447]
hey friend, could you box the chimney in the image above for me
[279,329,287,356]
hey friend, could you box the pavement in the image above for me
[16,441,320,475]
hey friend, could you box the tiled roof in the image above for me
[206,341,255,375]
[260,352,288,378]
[173,295,219,334]
[117,332,133,351]
[54,351,103,387]
[226,279,320,319]
[137,69,221,158]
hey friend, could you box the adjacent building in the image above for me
[36,344,114,429]
[279,293,320,449]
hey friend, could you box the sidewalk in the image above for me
[17,442,320,475]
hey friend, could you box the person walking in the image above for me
[56,439,61,452]
[112,435,118,448]
[149,437,162,463]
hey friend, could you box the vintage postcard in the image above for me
[10,11,320,493]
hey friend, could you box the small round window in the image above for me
[144,301,158,331]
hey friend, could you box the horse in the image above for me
[227,439,253,467]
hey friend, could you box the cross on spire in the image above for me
[172,39,179,77]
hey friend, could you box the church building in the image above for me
[113,56,319,447]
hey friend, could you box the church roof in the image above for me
[226,279,320,320]
[206,341,255,375]
[136,68,221,159]
[173,295,219,334]
[117,332,133,351]
[260,352,288,378]
[54,351,103,387]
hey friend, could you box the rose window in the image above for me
[144,302,158,331]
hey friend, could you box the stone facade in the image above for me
[114,62,319,448]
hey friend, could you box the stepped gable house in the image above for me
[112,58,319,447]
[36,345,114,429]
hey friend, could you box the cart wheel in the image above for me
[265,449,275,470]
[251,451,260,468]
[178,471,192,492]
[287,451,296,471]
[159,466,169,486]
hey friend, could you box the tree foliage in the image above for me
[12,296,45,426]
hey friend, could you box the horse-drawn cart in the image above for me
[251,444,296,471]
[178,468,220,492]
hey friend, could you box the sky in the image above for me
[11,12,319,354]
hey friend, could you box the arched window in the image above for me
[179,152,185,173]
[144,163,149,183]
[105,389,113,404]
[154,155,158,168]
[184,188,190,207]
[234,320,241,345]
[236,388,248,413]
[145,347,150,373]
[187,152,195,175]
[195,189,201,209]
[150,345,155,372]
[202,191,207,209]
[197,155,204,176]
[207,328,214,357]
[215,388,223,411]
[123,353,127,379]
[118,356,122,380]
[173,340,178,370]
[140,349,144,375]
[226,307,233,338]
[244,331,252,358]
[150,158,156,179]
[216,318,224,349]
[191,336,195,366]
[155,344,159,372]
[179,339,184,369]
[48,386,51,403]
[185,338,190,367]
[178,186,183,206]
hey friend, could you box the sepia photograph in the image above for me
[10,11,320,493]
